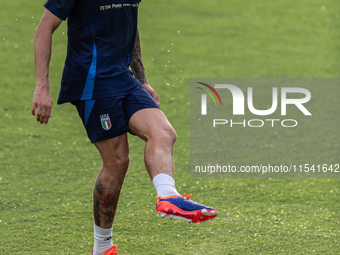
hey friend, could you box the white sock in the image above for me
[152,173,179,197]
[93,224,113,255]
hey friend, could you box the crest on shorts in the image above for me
[100,114,112,130]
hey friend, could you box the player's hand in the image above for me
[31,83,53,125]
[142,83,160,107]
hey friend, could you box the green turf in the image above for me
[0,0,339,254]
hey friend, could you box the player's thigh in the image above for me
[122,86,176,141]
[94,133,129,167]
[128,108,177,142]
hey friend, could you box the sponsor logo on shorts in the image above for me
[100,114,112,130]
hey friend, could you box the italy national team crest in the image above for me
[100,114,112,130]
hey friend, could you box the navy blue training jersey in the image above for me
[44,0,142,104]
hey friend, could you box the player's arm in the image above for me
[130,27,160,106]
[32,9,62,125]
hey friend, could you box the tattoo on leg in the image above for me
[95,177,105,196]
[93,177,121,226]
[94,197,101,226]
[94,177,105,226]
[100,192,120,224]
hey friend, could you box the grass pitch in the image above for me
[0,0,339,254]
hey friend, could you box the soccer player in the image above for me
[32,1,218,254]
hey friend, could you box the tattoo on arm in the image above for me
[130,27,148,84]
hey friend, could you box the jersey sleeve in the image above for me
[44,0,78,21]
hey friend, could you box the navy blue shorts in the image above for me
[72,86,159,143]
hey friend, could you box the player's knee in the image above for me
[104,152,130,170]
[162,126,177,145]
[116,154,130,169]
